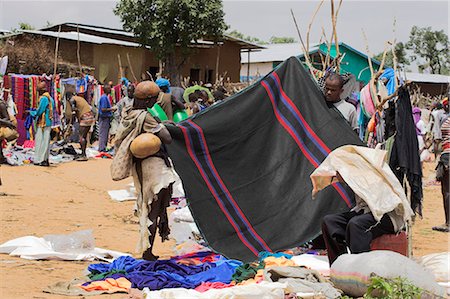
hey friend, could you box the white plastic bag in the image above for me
[43,230,95,253]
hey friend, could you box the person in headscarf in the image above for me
[155,78,184,120]
[30,81,55,166]
[111,81,177,261]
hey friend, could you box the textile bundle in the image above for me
[167,57,362,261]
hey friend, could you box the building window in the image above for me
[148,66,159,80]
[205,69,214,83]
[190,68,200,85]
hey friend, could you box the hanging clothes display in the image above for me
[388,87,423,216]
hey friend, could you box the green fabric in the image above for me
[88,269,127,281]
[231,261,265,283]
[385,134,396,164]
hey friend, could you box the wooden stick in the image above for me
[331,0,343,73]
[322,27,332,70]
[290,9,315,75]
[306,0,325,54]
[361,29,374,79]
[377,80,412,110]
[126,53,138,82]
[216,44,221,83]
[318,36,326,70]
[76,24,82,74]
[53,25,61,77]
[117,54,123,83]
[391,18,399,90]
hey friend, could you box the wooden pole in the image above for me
[76,24,82,74]
[330,0,342,73]
[362,29,374,79]
[391,18,399,90]
[322,27,332,70]
[215,44,221,84]
[117,54,123,83]
[53,25,61,77]
[290,8,315,75]
[306,0,325,53]
[247,51,250,84]
[126,53,138,82]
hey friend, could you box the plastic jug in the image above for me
[147,104,168,121]
[173,109,189,123]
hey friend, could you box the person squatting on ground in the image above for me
[69,92,95,161]
[111,81,177,261]
[98,85,116,152]
[31,81,55,167]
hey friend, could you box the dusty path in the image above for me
[0,159,448,298]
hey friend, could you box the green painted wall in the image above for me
[318,43,380,84]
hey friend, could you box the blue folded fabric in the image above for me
[86,255,243,290]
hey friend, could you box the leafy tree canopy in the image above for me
[18,22,34,30]
[406,26,449,74]
[227,30,296,45]
[115,0,228,60]
[374,42,409,68]
[269,36,296,44]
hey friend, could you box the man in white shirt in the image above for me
[324,73,358,131]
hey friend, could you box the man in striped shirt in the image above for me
[433,97,449,232]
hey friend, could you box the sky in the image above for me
[0,0,449,71]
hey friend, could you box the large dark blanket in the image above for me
[167,57,362,261]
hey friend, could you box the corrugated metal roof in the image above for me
[241,43,314,63]
[400,72,450,84]
[2,30,142,47]
[43,23,265,50]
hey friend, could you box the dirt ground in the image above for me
[0,159,448,299]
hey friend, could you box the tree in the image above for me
[227,30,296,45]
[374,42,409,68]
[10,22,35,33]
[406,26,450,74]
[227,30,267,44]
[18,22,35,30]
[269,36,296,44]
[114,0,228,85]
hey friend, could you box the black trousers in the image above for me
[321,210,395,265]
[441,166,449,226]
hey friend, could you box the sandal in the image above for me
[432,225,449,232]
